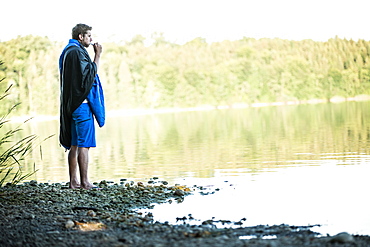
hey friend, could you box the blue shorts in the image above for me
[71,103,96,148]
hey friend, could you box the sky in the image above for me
[1,0,369,44]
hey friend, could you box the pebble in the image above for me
[65,220,75,229]
[56,215,64,222]
[87,210,97,217]
[330,232,354,243]
[2,180,366,246]
[174,189,185,196]
[24,213,35,219]
[29,180,38,186]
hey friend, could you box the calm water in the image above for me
[2,101,370,236]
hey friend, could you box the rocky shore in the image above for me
[0,179,369,247]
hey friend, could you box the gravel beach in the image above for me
[1,179,369,247]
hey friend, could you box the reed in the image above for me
[0,60,45,186]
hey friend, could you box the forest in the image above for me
[1,35,370,116]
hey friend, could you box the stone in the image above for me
[65,220,75,229]
[87,210,97,217]
[330,232,354,243]
[174,189,185,196]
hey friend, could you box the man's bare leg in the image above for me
[77,147,94,189]
[68,146,80,189]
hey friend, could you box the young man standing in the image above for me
[59,24,105,189]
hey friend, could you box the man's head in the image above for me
[72,24,92,47]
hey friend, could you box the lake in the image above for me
[2,101,370,236]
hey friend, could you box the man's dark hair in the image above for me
[72,24,92,40]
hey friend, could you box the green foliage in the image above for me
[0,36,61,115]
[1,35,370,116]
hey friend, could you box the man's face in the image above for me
[79,30,92,48]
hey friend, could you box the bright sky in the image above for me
[1,0,369,44]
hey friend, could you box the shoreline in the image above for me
[7,95,370,123]
[1,180,369,246]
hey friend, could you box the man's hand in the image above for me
[92,43,102,55]
[92,43,102,69]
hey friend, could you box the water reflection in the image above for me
[2,101,367,183]
[1,101,370,235]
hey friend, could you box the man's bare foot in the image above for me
[81,183,99,190]
[69,181,81,189]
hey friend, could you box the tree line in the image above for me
[1,35,370,116]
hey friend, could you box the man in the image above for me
[59,24,105,189]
